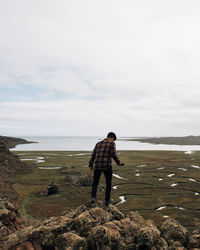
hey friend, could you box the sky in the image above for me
[0,0,200,137]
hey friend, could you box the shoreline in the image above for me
[11,149,200,153]
[11,135,200,151]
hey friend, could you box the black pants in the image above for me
[91,168,113,201]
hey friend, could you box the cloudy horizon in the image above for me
[1,0,200,137]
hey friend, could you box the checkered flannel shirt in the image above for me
[89,139,121,170]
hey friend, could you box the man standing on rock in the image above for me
[89,132,124,206]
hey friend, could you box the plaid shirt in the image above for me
[89,139,121,170]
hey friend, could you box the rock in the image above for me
[55,232,87,250]
[118,218,140,240]
[72,210,97,237]
[75,174,93,186]
[134,226,168,250]
[106,204,125,220]
[2,216,72,249]
[89,207,112,224]
[0,198,23,240]
[63,204,89,219]
[189,229,200,248]
[63,200,123,221]
[104,221,126,248]
[0,143,9,153]
[40,182,60,196]
[64,175,75,182]
[0,222,10,240]
[1,199,199,250]
[126,211,146,226]
[88,225,112,249]
[0,143,31,205]
[160,218,189,246]
[15,241,35,250]
[167,240,184,250]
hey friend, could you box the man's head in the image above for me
[107,132,117,142]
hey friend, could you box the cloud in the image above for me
[0,0,200,136]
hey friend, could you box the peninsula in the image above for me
[0,135,36,149]
[121,135,200,145]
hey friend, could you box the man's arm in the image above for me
[89,144,97,169]
[111,143,124,166]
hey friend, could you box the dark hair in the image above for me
[107,132,117,141]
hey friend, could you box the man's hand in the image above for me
[119,163,125,166]
[90,166,93,171]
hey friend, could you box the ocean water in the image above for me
[12,136,200,151]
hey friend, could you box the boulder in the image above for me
[87,225,112,250]
[40,182,60,196]
[1,199,199,250]
[106,204,125,220]
[55,232,87,250]
[89,207,112,224]
[134,226,168,250]
[2,216,72,249]
[126,211,146,226]
[0,198,23,240]
[118,218,140,240]
[160,218,189,246]
[189,229,200,248]
[0,222,10,240]
[72,210,97,237]
[75,174,93,186]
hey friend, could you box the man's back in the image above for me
[89,138,120,170]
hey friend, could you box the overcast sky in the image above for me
[0,0,200,137]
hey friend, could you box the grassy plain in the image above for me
[12,150,200,231]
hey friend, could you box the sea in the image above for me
[11,136,200,152]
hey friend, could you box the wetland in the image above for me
[11,149,200,231]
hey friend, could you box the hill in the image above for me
[0,142,32,205]
[125,135,200,145]
[0,135,36,149]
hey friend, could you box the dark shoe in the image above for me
[104,200,111,207]
[90,197,96,203]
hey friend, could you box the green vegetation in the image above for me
[12,150,200,231]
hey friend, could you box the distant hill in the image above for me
[0,135,36,149]
[124,135,200,145]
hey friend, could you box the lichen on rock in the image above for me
[1,199,200,250]
[39,182,60,196]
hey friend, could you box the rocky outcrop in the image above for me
[40,182,60,196]
[1,200,200,250]
[0,198,23,241]
[0,143,31,205]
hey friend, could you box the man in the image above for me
[89,132,124,206]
